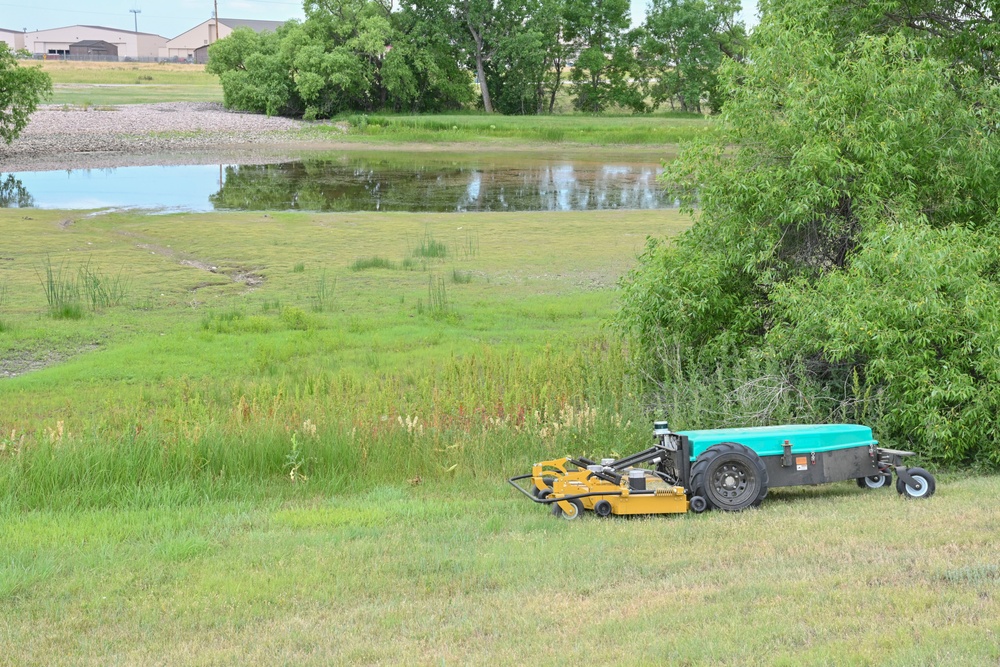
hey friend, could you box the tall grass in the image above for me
[78,261,131,309]
[645,343,886,432]
[426,274,450,318]
[460,230,480,259]
[0,339,640,509]
[0,281,7,332]
[37,258,83,320]
[312,270,335,312]
[413,232,448,259]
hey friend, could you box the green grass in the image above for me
[335,112,716,145]
[0,207,682,508]
[1,205,991,664]
[1,475,997,665]
[48,84,224,105]
[36,61,223,105]
[350,256,398,271]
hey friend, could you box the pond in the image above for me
[1,151,673,213]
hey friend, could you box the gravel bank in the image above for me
[0,102,323,171]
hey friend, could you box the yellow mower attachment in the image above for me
[510,455,694,520]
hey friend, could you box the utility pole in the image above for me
[130,8,141,34]
[214,0,220,43]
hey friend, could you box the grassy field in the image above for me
[2,473,998,666]
[334,112,715,145]
[36,61,223,105]
[1,203,993,664]
[0,207,683,508]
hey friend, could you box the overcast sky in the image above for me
[2,0,758,39]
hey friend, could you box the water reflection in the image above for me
[210,159,667,212]
[2,154,671,213]
[0,175,33,208]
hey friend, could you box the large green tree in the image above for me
[0,44,52,145]
[640,0,744,112]
[410,0,554,114]
[618,0,1000,464]
[208,0,471,118]
[566,0,644,112]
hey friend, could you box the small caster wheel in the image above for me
[689,495,708,513]
[533,477,555,497]
[856,473,891,489]
[537,488,552,501]
[594,500,612,517]
[552,498,584,520]
[896,467,936,499]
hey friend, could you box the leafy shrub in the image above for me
[617,0,1000,466]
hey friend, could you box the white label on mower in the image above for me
[796,456,808,471]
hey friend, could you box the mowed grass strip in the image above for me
[0,475,997,665]
[36,61,222,105]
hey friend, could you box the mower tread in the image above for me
[690,441,768,512]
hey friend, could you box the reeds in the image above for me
[312,270,335,312]
[78,260,131,309]
[412,233,447,259]
[36,258,131,319]
[0,338,641,508]
[37,258,83,320]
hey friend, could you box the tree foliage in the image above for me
[566,0,644,112]
[618,0,1000,465]
[207,0,472,118]
[209,0,745,116]
[641,0,744,112]
[0,44,52,145]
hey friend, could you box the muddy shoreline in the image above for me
[0,102,321,172]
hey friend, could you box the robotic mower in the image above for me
[508,421,935,518]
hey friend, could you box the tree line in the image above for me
[206,0,745,117]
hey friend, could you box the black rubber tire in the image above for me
[896,467,936,499]
[533,477,556,497]
[689,442,769,511]
[593,500,613,517]
[856,473,891,490]
[537,488,552,501]
[552,498,584,520]
[689,495,708,513]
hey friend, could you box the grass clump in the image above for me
[452,269,472,284]
[413,233,447,259]
[292,262,305,273]
[202,308,278,334]
[423,275,452,319]
[460,230,480,259]
[280,306,324,330]
[37,259,83,320]
[351,256,397,271]
[78,261,131,309]
[312,270,335,312]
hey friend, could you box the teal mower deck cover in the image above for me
[677,424,877,460]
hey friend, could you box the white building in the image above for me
[1,28,26,51]
[25,25,166,60]
[160,18,284,61]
